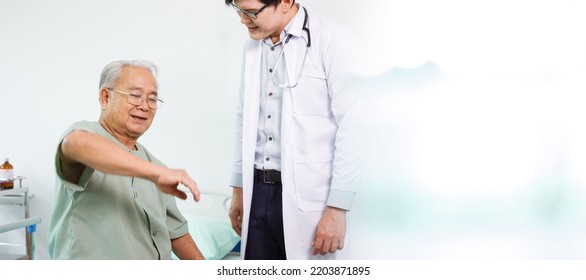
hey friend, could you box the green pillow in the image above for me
[173,215,240,260]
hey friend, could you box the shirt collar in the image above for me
[283,4,307,41]
[262,4,307,46]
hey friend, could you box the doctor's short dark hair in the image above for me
[224,0,293,7]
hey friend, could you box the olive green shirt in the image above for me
[48,121,188,259]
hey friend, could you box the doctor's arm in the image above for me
[312,26,365,256]
[229,187,244,236]
[228,46,247,236]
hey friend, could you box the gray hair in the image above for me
[98,60,159,90]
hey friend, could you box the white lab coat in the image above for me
[232,6,363,260]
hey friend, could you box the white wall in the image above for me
[1,0,585,260]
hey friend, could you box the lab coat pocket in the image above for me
[293,153,334,212]
[292,66,330,115]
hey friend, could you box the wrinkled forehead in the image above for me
[116,66,158,92]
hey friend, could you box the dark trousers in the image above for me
[244,172,287,260]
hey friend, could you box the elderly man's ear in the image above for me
[99,88,110,110]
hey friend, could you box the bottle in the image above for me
[0,158,14,189]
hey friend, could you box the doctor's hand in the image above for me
[312,206,347,256]
[154,168,200,201]
[229,187,244,236]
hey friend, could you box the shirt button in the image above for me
[268,92,273,97]
[268,137,273,141]
[267,115,271,119]
[152,231,157,237]
[269,69,273,73]
[271,47,275,51]
[265,157,270,161]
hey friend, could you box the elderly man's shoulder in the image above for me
[59,121,104,141]
[64,120,101,132]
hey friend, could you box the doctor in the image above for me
[225,0,363,259]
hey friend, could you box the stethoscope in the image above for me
[270,6,311,89]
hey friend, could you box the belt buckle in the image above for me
[263,170,274,184]
[263,170,278,184]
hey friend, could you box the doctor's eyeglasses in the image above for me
[109,88,164,109]
[231,2,270,20]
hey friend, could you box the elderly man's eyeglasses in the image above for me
[109,88,164,109]
[231,2,270,20]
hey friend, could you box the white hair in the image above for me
[98,60,159,90]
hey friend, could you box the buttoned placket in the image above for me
[255,36,286,171]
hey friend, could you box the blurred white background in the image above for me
[1,0,585,259]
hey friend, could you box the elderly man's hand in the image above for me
[154,169,200,201]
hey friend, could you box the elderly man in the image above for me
[48,60,205,260]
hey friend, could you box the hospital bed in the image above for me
[174,190,241,260]
[0,184,41,260]
[0,217,41,260]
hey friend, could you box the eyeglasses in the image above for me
[231,2,270,20]
[109,88,164,109]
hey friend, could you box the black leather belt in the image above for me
[254,169,282,184]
